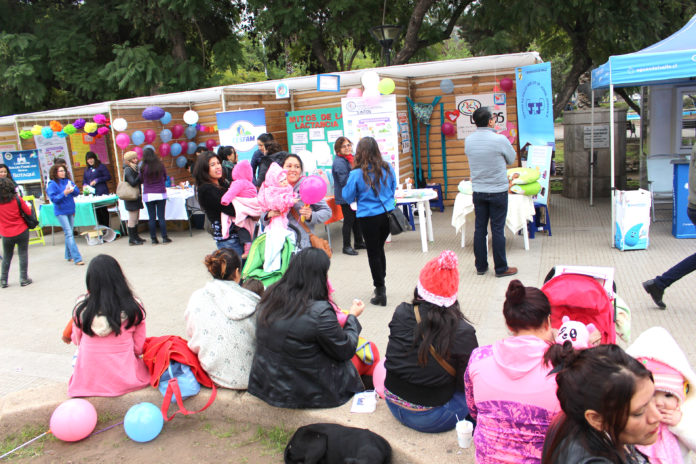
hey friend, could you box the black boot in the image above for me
[370,286,387,306]
[128,227,144,246]
[132,227,145,244]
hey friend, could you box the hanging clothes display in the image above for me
[407,96,441,188]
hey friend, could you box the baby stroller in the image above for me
[541,267,617,344]
[241,223,301,288]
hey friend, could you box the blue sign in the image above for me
[516,62,555,149]
[2,150,41,183]
[216,109,267,162]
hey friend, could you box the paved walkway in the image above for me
[2,193,695,398]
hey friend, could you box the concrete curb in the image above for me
[0,384,475,463]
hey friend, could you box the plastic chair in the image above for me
[427,183,445,212]
[23,196,45,246]
[528,202,551,238]
[646,154,679,222]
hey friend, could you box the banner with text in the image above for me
[34,135,73,182]
[286,107,343,176]
[455,93,508,139]
[216,109,267,162]
[526,145,553,205]
[1,149,41,183]
[515,62,555,154]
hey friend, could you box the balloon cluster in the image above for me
[20,114,111,140]
[346,71,396,107]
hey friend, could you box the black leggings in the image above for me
[1,228,29,281]
[340,203,363,248]
[358,213,390,288]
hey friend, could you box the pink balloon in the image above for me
[200,125,208,132]
[171,124,184,139]
[144,129,157,144]
[133,146,143,159]
[50,399,97,442]
[347,88,363,97]
[299,175,327,205]
[205,139,217,150]
[115,132,130,150]
[159,142,171,157]
[500,77,514,92]
[441,122,456,136]
[178,141,188,153]
[373,358,386,399]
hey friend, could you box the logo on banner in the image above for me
[520,81,550,119]
[3,152,11,161]
[228,121,258,151]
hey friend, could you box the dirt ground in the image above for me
[3,415,289,464]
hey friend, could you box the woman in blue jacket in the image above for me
[46,164,84,265]
[342,137,396,306]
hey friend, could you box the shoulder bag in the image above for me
[291,208,332,258]
[413,304,456,376]
[370,184,409,235]
[16,197,39,229]
[116,178,139,201]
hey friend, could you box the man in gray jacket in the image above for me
[465,107,518,277]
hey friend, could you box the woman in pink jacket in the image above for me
[465,279,560,463]
[68,254,150,397]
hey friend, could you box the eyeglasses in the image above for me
[342,144,352,148]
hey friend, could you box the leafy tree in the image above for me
[460,0,696,118]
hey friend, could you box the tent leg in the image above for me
[590,90,595,207]
[609,84,616,248]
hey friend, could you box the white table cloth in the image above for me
[118,187,194,221]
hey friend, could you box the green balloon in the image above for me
[377,78,395,95]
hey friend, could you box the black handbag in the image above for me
[16,197,39,229]
[371,185,409,235]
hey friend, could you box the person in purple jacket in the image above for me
[82,152,111,226]
[140,148,171,244]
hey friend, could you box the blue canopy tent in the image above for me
[591,14,696,246]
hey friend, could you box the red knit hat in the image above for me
[417,250,459,307]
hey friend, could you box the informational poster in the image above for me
[527,145,553,205]
[397,111,411,154]
[70,133,109,167]
[286,107,343,175]
[455,93,508,139]
[34,135,73,181]
[1,149,41,183]
[216,109,266,162]
[516,62,555,151]
[341,95,399,179]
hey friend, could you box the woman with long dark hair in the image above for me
[342,137,396,306]
[0,164,19,194]
[140,148,170,244]
[193,151,243,257]
[248,247,365,408]
[331,136,365,256]
[67,254,150,397]
[465,279,560,463]
[542,344,660,463]
[250,132,274,183]
[0,177,32,287]
[383,250,478,433]
[46,163,84,265]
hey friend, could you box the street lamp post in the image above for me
[370,25,402,66]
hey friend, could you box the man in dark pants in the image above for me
[643,143,696,308]
[465,107,518,277]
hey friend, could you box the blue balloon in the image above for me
[184,125,197,140]
[197,142,206,148]
[187,142,197,155]
[175,155,188,168]
[160,111,172,125]
[123,402,163,443]
[170,142,182,156]
[144,144,155,153]
[440,79,454,94]
[132,130,145,146]
[160,129,172,143]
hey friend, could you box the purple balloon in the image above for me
[142,106,165,121]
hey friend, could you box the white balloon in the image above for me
[112,118,128,132]
[183,110,199,125]
[361,71,380,90]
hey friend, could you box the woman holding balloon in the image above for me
[265,154,331,251]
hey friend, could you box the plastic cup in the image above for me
[456,420,473,448]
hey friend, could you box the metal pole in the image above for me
[609,84,616,248]
[590,90,595,206]
[108,103,122,183]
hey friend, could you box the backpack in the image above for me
[255,151,288,187]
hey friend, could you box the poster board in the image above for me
[216,109,267,162]
[455,93,508,139]
[70,133,109,167]
[526,145,553,205]
[515,62,555,155]
[1,149,41,183]
[341,95,399,179]
[33,135,73,182]
[286,107,343,177]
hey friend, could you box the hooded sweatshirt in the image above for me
[185,279,260,389]
[221,160,257,205]
[464,335,560,464]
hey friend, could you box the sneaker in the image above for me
[1,280,7,288]
[642,279,666,309]
[20,278,32,287]
[151,237,160,245]
[496,266,518,278]
[162,237,173,244]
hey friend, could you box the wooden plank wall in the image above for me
[410,70,519,205]
[0,124,19,149]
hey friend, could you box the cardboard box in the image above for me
[614,189,651,250]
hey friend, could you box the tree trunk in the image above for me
[553,54,591,119]
[311,37,338,72]
[615,87,641,115]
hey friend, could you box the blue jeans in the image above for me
[56,214,82,263]
[145,199,167,239]
[655,208,696,289]
[216,233,244,258]
[473,191,508,274]
[386,392,469,433]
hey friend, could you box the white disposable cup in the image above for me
[456,420,473,448]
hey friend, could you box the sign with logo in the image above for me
[516,62,555,150]
[2,150,41,183]
[216,109,267,162]
[454,93,508,139]
[286,107,343,176]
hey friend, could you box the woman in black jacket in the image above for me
[248,247,365,408]
[384,250,478,433]
[122,151,144,245]
[331,136,365,256]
